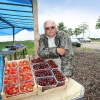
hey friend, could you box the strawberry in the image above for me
[9,90,13,95]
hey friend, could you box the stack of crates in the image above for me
[0,55,4,100]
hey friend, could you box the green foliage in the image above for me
[78,22,88,32]
[57,22,89,37]
[78,22,89,38]
[67,28,73,36]
[95,16,100,29]
[57,22,68,33]
[74,28,82,38]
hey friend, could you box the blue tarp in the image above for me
[0,55,4,100]
[0,0,34,36]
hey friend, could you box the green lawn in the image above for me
[91,39,100,42]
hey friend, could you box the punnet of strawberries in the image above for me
[5,67,18,75]
[20,81,34,93]
[19,72,33,82]
[4,84,19,98]
[4,75,19,84]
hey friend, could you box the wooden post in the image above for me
[33,0,39,57]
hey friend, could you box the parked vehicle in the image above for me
[84,38,91,42]
[78,38,85,43]
[78,38,91,42]
[70,38,81,47]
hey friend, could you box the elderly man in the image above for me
[38,20,74,77]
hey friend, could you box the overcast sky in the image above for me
[38,0,100,38]
[1,0,100,42]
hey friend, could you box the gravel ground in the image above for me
[72,48,100,100]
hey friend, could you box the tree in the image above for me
[67,28,74,36]
[74,28,82,38]
[95,16,100,29]
[78,22,89,38]
[57,22,68,33]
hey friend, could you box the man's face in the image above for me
[44,21,57,37]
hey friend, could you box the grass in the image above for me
[91,39,100,42]
[81,47,92,51]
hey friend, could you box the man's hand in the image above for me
[57,48,67,56]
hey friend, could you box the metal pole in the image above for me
[88,27,90,38]
[13,27,15,43]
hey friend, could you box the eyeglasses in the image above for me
[45,26,55,30]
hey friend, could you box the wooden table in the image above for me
[0,46,27,60]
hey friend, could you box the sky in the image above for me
[38,0,100,38]
[0,0,100,42]
[0,29,34,42]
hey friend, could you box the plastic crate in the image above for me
[19,65,31,74]
[47,60,59,69]
[36,76,57,92]
[36,76,69,96]
[4,67,18,75]
[52,69,66,86]
[32,62,49,70]
[34,68,53,78]
[3,74,19,85]
[19,81,34,93]
[3,83,20,98]
[19,72,33,82]
[31,57,45,64]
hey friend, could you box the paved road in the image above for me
[81,42,100,50]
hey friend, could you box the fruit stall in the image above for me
[0,56,85,100]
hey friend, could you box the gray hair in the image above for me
[43,20,57,28]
